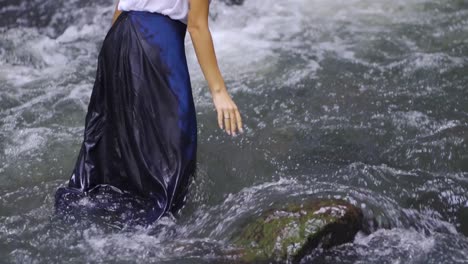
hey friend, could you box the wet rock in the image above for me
[220,0,245,6]
[230,199,363,263]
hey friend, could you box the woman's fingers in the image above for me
[224,111,231,135]
[217,102,243,136]
[217,108,223,129]
[230,108,237,135]
[235,108,243,133]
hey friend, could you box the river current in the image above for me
[0,0,467,263]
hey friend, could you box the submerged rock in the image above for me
[220,0,245,5]
[230,199,363,263]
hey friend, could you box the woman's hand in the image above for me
[187,0,243,136]
[212,90,243,136]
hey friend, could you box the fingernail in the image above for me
[233,132,236,136]
[227,131,231,135]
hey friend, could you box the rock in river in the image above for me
[229,199,364,263]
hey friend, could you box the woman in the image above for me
[54,0,243,224]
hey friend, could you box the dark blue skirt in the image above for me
[54,11,197,225]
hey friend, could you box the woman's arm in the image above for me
[112,0,122,25]
[188,0,243,136]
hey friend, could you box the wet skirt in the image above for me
[54,11,197,224]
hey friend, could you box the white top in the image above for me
[118,0,211,24]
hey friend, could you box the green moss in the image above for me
[231,199,356,262]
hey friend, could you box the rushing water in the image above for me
[1,0,468,263]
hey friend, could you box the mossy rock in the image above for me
[230,199,363,263]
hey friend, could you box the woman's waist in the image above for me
[118,1,188,25]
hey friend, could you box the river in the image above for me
[1,0,467,263]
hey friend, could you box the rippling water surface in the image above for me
[1,0,467,263]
